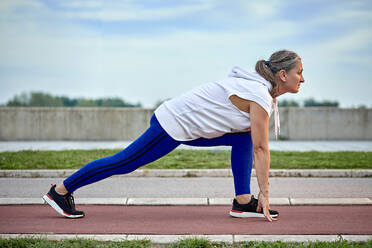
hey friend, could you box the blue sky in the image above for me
[1,0,371,108]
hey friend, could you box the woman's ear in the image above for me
[278,69,287,83]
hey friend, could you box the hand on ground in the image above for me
[257,192,277,222]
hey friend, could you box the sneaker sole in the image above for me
[42,194,84,219]
[229,210,278,218]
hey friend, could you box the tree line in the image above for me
[4,92,142,108]
[3,92,339,108]
[278,99,339,107]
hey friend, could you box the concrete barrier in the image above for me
[0,107,153,141]
[270,107,372,140]
[0,107,371,140]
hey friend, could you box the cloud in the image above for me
[322,28,371,52]
[58,0,102,9]
[59,1,212,21]
[301,27,372,64]
[0,0,43,12]
[1,0,372,107]
[241,1,280,19]
[1,0,213,23]
[0,16,301,106]
[0,20,302,72]
[304,0,372,26]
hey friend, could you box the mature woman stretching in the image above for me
[43,49,305,222]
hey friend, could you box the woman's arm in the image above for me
[249,101,276,222]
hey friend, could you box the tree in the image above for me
[6,92,29,106]
[5,91,143,108]
[278,99,300,107]
[59,96,77,107]
[76,98,97,107]
[304,98,339,107]
[29,92,63,107]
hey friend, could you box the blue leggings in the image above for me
[64,113,253,196]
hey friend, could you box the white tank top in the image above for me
[154,66,278,141]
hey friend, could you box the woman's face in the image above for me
[281,59,305,94]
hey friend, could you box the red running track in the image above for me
[0,205,371,235]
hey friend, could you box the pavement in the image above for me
[1,177,372,200]
[1,140,372,243]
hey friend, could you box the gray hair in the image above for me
[255,50,301,97]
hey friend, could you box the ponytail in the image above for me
[255,59,277,97]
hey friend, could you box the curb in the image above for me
[1,169,372,178]
[1,197,372,206]
[0,234,371,243]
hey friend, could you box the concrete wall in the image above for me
[1,107,371,141]
[269,107,372,140]
[0,107,154,141]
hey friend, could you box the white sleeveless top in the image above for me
[154,66,280,141]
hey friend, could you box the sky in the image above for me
[1,0,372,108]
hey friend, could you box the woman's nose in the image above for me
[300,75,305,83]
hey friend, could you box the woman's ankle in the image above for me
[236,194,251,204]
[55,183,68,195]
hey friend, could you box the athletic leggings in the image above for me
[64,113,254,196]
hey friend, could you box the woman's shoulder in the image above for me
[222,77,272,97]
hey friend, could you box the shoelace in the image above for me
[65,193,76,210]
[250,196,258,207]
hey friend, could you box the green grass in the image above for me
[0,237,371,248]
[0,238,150,247]
[0,149,371,170]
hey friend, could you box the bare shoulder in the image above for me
[229,94,251,113]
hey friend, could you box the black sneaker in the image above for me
[229,195,279,218]
[43,184,85,218]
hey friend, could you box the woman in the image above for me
[43,49,305,222]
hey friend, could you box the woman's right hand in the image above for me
[257,191,277,222]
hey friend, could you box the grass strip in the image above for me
[0,237,371,248]
[0,149,371,170]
